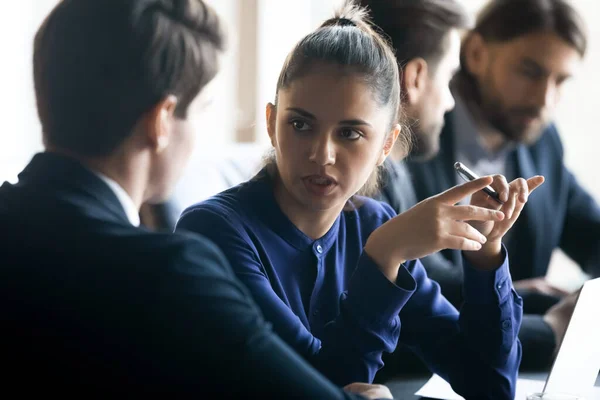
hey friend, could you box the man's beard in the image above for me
[478,76,547,145]
[409,121,444,162]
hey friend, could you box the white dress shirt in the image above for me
[95,172,140,227]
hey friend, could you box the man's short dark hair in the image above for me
[34,0,225,157]
[462,0,587,67]
[358,0,471,74]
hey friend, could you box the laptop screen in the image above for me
[543,277,600,398]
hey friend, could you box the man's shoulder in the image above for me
[148,229,227,265]
[0,189,230,278]
[514,123,564,164]
[533,123,563,149]
[94,224,230,272]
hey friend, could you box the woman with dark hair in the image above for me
[177,2,544,397]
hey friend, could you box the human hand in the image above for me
[469,175,544,240]
[365,176,504,282]
[464,175,544,270]
[343,382,393,399]
[514,277,571,297]
[543,290,579,353]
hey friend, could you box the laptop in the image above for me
[415,277,600,399]
[543,276,600,398]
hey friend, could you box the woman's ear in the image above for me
[266,103,277,147]
[402,58,429,106]
[146,95,178,153]
[377,124,401,165]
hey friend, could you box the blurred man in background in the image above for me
[360,0,471,309]
[406,0,595,369]
[359,0,473,379]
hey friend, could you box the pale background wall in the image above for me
[1,0,598,288]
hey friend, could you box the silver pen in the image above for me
[454,161,504,204]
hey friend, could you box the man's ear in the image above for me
[266,102,277,147]
[463,33,488,77]
[146,95,178,153]
[402,58,429,106]
[377,124,401,165]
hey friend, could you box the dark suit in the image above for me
[0,152,362,398]
[395,112,600,369]
[407,113,600,284]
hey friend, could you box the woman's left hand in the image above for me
[465,174,545,270]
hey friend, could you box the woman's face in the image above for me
[267,62,399,214]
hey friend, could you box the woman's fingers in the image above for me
[509,177,528,204]
[444,234,484,252]
[526,175,545,194]
[488,174,510,203]
[496,177,526,220]
[447,220,488,245]
[508,191,527,224]
[437,176,494,205]
[448,204,505,222]
[509,176,543,220]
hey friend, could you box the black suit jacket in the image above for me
[0,153,362,398]
[407,112,600,283]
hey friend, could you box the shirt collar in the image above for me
[94,172,140,227]
[453,93,515,167]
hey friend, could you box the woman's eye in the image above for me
[291,120,311,131]
[340,128,362,140]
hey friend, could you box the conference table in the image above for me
[385,372,600,399]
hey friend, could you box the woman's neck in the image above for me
[272,173,341,240]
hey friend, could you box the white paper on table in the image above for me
[415,374,600,399]
[415,374,464,400]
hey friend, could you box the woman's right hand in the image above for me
[365,176,505,282]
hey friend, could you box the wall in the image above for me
[1,1,599,286]
[0,1,55,183]
[0,0,239,183]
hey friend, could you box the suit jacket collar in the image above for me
[18,152,131,225]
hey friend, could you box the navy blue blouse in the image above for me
[176,171,522,398]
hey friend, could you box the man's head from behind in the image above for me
[359,0,471,160]
[462,0,586,144]
[34,0,224,203]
